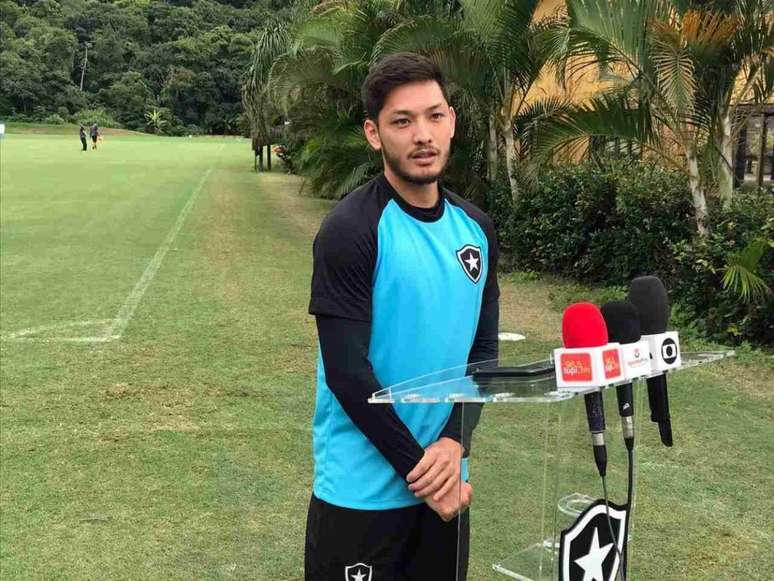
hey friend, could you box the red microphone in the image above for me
[557,303,620,478]
[562,302,609,348]
[555,303,624,389]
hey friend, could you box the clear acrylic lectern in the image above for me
[369,351,733,581]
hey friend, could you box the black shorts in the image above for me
[305,494,469,581]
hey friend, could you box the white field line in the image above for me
[4,319,116,343]
[108,147,222,339]
[499,332,526,342]
[3,144,223,343]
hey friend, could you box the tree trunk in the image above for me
[503,117,519,201]
[757,113,768,187]
[487,111,498,182]
[718,109,734,209]
[687,149,709,236]
[734,118,748,187]
[79,44,89,91]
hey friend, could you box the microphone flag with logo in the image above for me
[600,300,650,449]
[557,302,621,478]
[628,276,681,447]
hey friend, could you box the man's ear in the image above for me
[449,105,456,140]
[364,118,382,151]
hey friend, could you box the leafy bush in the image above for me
[504,158,693,284]
[42,113,66,125]
[97,71,155,130]
[669,189,773,345]
[492,160,772,345]
[483,168,516,264]
[166,123,203,137]
[71,107,121,128]
[273,136,304,174]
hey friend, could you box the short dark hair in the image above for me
[361,52,449,121]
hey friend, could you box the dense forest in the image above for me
[0,0,296,134]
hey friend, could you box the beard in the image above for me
[380,140,450,185]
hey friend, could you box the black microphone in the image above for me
[583,390,607,476]
[628,276,673,447]
[601,301,642,450]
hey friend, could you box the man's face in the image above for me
[364,80,456,185]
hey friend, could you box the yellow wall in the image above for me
[527,0,609,107]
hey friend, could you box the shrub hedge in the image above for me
[486,159,772,345]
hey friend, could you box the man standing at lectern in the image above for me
[306,52,500,581]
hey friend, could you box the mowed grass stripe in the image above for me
[1,138,321,580]
[1,135,234,340]
[109,144,225,340]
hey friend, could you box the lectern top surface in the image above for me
[369,351,733,404]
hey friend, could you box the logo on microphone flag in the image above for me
[602,348,622,379]
[560,353,593,381]
[660,337,678,364]
[559,499,629,581]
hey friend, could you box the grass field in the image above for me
[1,128,772,580]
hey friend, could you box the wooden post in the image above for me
[267,144,272,171]
[734,117,748,187]
[258,148,263,172]
[767,114,774,181]
[757,112,767,187]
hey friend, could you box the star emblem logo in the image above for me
[559,499,628,581]
[456,244,483,284]
[574,528,613,581]
[344,563,372,581]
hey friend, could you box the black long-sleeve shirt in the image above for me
[308,173,499,508]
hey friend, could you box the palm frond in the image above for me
[649,19,696,117]
[527,92,656,165]
[292,9,349,54]
[564,0,669,77]
[269,48,356,112]
[459,0,508,45]
[373,17,493,99]
[722,238,773,304]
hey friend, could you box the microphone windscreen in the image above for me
[628,276,670,334]
[601,300,641,345]
[562,302,608,348]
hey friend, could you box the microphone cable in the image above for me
[598,410,636,581]
[601,474,627,581]
[622,445,635,579]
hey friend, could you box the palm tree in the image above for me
[374,0,569,200]
[145,108,168,135]
[242,1,394,196]
[533,0,773,235]
[695,0,774,207]
[722,237,772,304]
[242,16,297,155]
[247,0,567,202]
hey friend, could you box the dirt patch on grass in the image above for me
[195,168,254,307]
[498,277,563,344]
[149,415,201,433]
[257,172,334,241]
[7,123,146,137]
[704,357,774,402]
